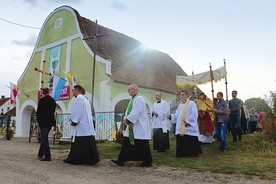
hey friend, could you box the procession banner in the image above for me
[176,65,227,88]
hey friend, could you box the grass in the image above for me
[52,132,276,180]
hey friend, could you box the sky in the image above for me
[0,0,275,102]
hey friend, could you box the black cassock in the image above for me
[63,135,100,165]
[153,128,170,151]
[118,137,152,164]
[176,134,202,157]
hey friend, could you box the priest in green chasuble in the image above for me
[111,84,152,167]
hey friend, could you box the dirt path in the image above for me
[0,138,274,184]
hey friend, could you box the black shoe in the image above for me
[37,155,43,159]
[139,163,152,167]
[111,159,124,166]
[40,157,51,161]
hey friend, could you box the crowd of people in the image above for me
[193,90,264,152]
[36,84,264,167]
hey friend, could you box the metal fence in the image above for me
[55,111,125,143]
[29,111,153,144]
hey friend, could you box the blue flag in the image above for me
[52,75,67,101]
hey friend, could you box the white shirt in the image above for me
[124,95,151,140]
[152,100,170,129]
[171,100,199,136]
[71,94,95,136]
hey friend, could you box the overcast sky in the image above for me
[0,0,275,102]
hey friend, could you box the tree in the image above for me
[244,98,271,114]
[269,91,276,114]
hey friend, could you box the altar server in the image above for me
[152,91,170,152]
[63,85,100,165]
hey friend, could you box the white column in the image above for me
[65,40,71,72]
[99,80,112,111]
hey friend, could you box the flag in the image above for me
[52,75,67,101]
[64,71,77,87]
[10,83,18,104]
[10,82,18,105]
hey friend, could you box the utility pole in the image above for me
[83,20,109,107]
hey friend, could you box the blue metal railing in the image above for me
[55,111,125,142]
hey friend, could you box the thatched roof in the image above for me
[71,7,191,94]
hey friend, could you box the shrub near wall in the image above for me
[264,113,276,142]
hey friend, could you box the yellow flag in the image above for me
[64,71,72,83]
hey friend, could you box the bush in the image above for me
[263,113,276,142]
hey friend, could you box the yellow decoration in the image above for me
[102,131,106,139]
[64,71,73,83]
[111,131,116,139]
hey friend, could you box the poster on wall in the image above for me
[48,45,61,88]
[49,45,61,76]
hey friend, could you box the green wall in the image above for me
[38,9,78,47]
[18,52,42,106]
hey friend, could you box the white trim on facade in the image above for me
[65,40,71,72]
[111,92,131,111]
[15,100,37,137]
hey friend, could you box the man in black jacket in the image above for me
[36,88,56,161]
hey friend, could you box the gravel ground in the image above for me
[0,137,275,184]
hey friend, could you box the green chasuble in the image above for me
[126,94,139,142]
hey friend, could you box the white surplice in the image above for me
[70,94,95,136]
[124,95,151,140]
[171,100,199,136]
[152,100,170,132]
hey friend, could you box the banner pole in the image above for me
[192,71,197,100]
[209,63,215,101]
[224,59,229,101]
